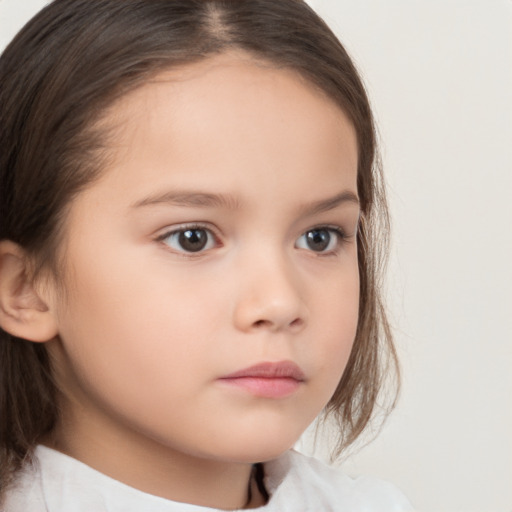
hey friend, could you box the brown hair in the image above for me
[0,0,398,493]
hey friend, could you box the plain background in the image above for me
[1,1,511,511]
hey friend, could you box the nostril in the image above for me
[252,317,304,330]
[290,318,303,329]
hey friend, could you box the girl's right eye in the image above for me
[159,227,217,254]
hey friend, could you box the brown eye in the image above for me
[162,227,215,253]
[295,227,342,253]
[306,229,330,251]
[178,229,209,252]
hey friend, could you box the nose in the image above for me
[233,252,307,334]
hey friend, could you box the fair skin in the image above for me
[2,53,360,509]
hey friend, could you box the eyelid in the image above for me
[153,222,356,258]
[295,224,353,255]
[155,222,222,256]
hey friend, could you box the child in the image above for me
[0,1,413,510]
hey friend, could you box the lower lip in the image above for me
[218,377,302,398]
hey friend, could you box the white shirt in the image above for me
[3,445,414,511]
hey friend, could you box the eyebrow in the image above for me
[132,191,241,210]
[297,190,360,216]
[131,189,359,214]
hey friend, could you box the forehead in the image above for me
[75,52,359,216]
[103,52,357,169]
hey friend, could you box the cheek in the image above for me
[52,269,227,443]
[305,262,360,389]
[58,266,224,365]
[56,252,190,369]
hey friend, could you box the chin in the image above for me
[209,428,302,464]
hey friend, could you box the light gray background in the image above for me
[1,1,511,511]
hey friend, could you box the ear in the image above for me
[0,240,59,342]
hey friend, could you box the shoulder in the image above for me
[1,445,206,512]
[1,458,46,512]
[263,450,415,512]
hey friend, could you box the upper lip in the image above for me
[220,361,306,381]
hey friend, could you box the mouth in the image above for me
[217,361,306,399]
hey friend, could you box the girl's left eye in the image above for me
[295,227,344,253]
[160,227,217,253]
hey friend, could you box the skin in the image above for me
[42,53,361,509]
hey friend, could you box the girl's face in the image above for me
[47,54,360,470]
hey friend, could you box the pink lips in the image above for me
[218,361,305,398]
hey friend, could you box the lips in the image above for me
[218,361,305,398]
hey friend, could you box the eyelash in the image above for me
[156,223,350,258]
[156,223,221,258]
[296,226,348,256]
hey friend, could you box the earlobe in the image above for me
[0,240,59,342]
